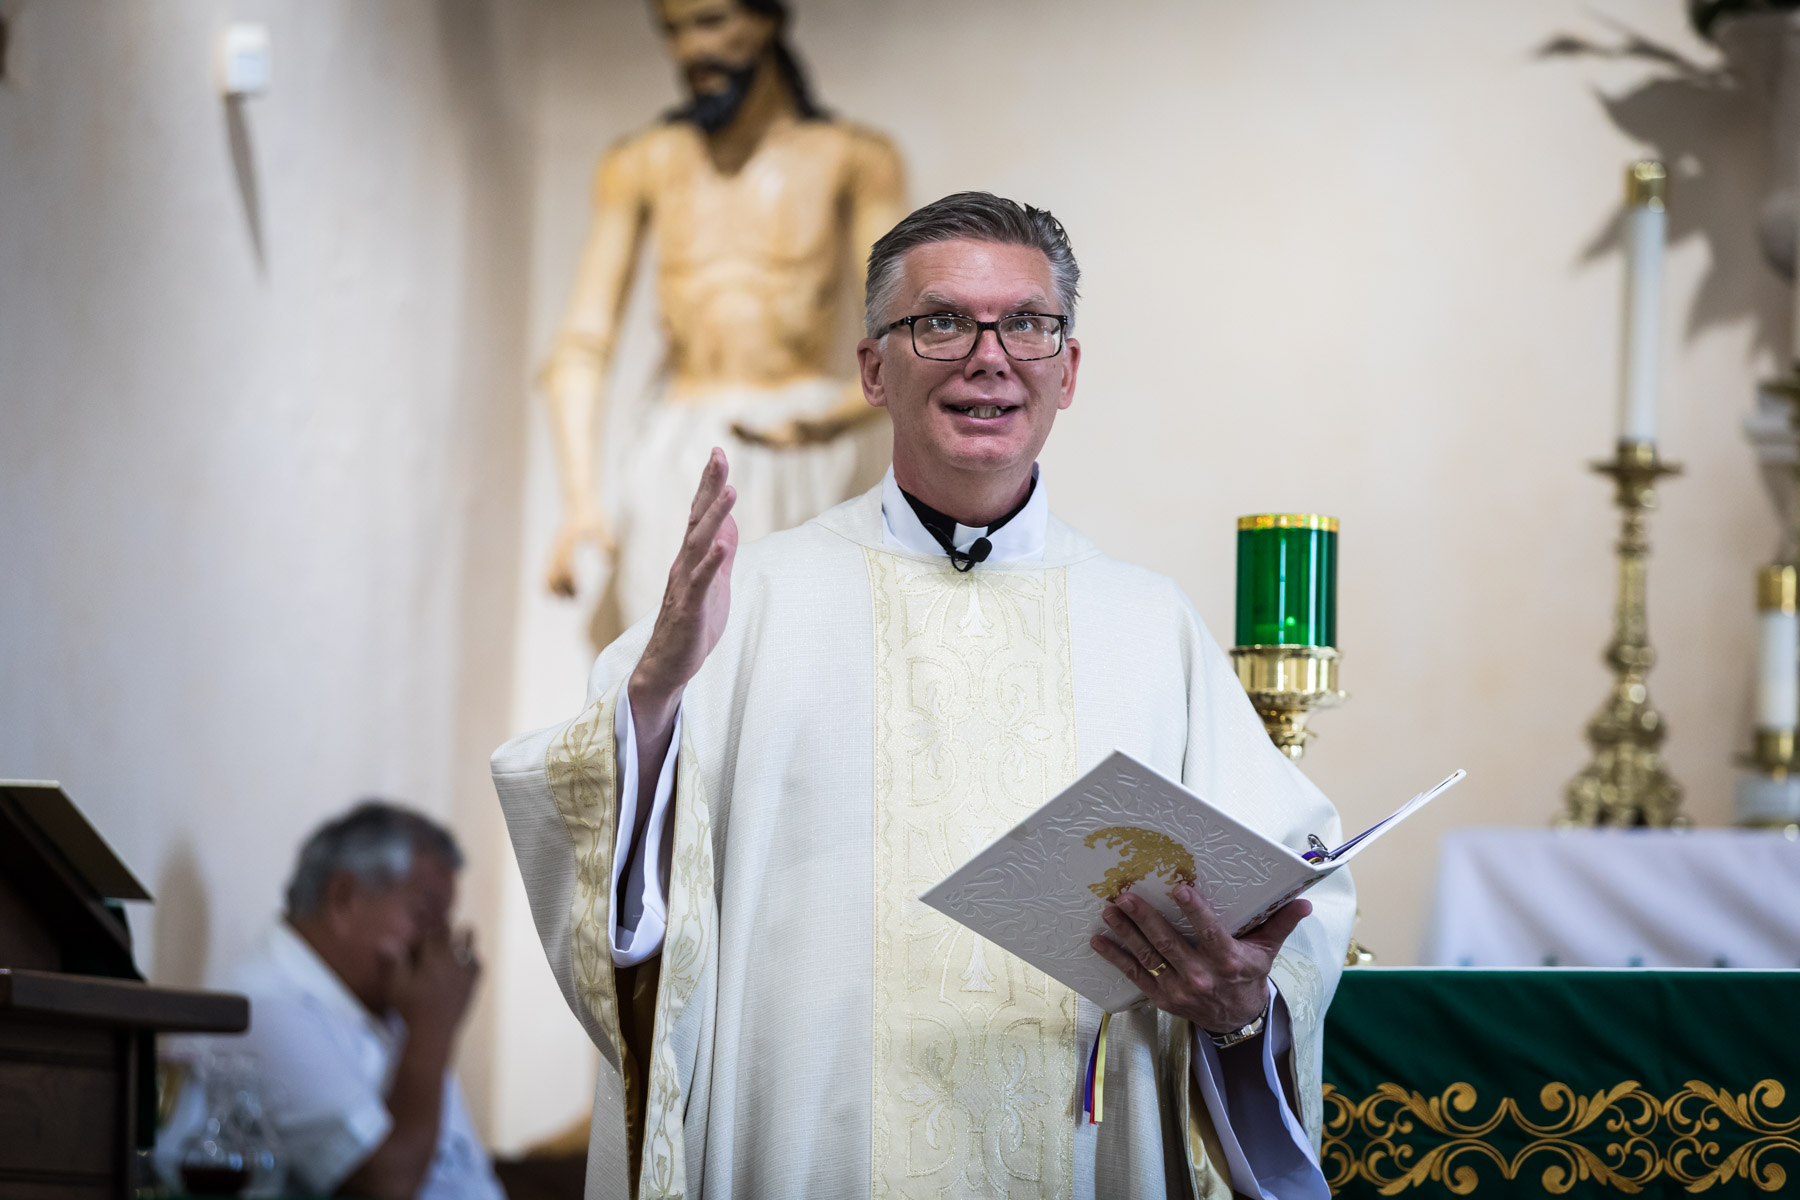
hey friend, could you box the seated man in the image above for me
[225,801,503,1199]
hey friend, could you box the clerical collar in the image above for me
[879,465,1048,568]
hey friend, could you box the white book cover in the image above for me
[919,750,1464,1012]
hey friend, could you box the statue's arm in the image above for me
[540,138,649,596]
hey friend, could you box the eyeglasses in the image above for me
[882,312,1069,362]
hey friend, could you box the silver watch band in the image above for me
[1206,1005,1268,1049]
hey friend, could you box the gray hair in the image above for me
[864,191,1081,338]
[284,801,464,918]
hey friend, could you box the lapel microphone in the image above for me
[950,537,992,573]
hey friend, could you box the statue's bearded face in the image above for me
[658,0,777,133]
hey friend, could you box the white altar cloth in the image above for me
[1421,828,1800,968]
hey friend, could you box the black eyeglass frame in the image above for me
[881,312,1071,362]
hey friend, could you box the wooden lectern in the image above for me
[0,780,248,1198]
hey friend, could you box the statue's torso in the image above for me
[636,121,865,392]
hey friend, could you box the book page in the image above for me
[1306,769,1466,864]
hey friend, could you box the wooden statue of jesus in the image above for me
[538,0,906,640]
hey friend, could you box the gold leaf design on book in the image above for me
[1083,826,1197,902]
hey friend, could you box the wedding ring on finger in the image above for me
[1148,961,1168,978]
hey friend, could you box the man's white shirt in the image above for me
[220,922,505,1199]
[608,466,1329,1200]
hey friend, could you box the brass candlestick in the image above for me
[1560,440,1686,826]
[1735,568,1800,830]
[1734,368,1800,827]
[1230,645,1345,762]
[1743,562,1798,776]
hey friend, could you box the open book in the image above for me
[919,751,1465,1012]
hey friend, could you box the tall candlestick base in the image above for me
[1230,644,1346,761]
[1560,440,1687,827]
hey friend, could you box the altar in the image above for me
[1322,827,1800,1196]
[1320,968,1800,1197]
[1421,829,1800,968]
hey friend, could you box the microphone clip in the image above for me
[949,536,993,573]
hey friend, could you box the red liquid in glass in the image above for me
[181,1165,252,1195]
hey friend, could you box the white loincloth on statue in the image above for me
[610,377,890,631]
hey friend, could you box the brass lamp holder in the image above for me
[1559,440,1687,827]
[1231,642,1364,960]
[1229,644,1346,762]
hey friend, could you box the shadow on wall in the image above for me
[1539,11,1792,361]
[222,94,267,273]
[151,839,212,988]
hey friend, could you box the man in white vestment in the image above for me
[494,192,1355,1199]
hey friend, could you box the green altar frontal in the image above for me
[1321,968,1800,1197]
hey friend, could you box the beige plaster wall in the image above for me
[1,0,1784,1158]
[498,0,1786,1143]
[0,0,537,1141]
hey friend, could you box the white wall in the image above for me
[0,0,537,1140]
[2,0,1785,1156]
[498,0,1785,1142]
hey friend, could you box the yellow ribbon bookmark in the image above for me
[1091,1011,1111,1123]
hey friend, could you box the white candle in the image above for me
[1757,566,1800,731]
[1617,162,1667,444]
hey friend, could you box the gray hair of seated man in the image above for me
[284,801,464,918]
[863,190,1082,339]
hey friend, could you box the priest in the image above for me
[493,192,1355,1200]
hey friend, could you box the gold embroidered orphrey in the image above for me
[867,551,1081,1199]
[1321,1079,1800,1194]
[544,692,627,1073]
[544,688,716,1200]
[1084,826,1199,903]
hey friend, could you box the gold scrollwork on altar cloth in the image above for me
[1321,1080,1800,1194]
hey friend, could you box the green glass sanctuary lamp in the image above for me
[1230,514,1346,760]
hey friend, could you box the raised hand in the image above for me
[389,926,481,1039]
[1089,886,1312,1036]
[627,448,738,731]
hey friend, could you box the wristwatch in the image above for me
[1206,1004,1268,1050]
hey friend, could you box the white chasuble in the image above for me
[492,486,1356,1200]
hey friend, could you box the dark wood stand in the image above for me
[0,969,247,1197]
[0,782,248,1198]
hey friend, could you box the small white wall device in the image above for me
[217,23,271,98]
